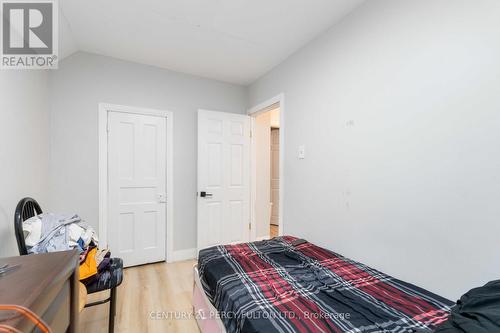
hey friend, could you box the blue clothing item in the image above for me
[76,238,85,253]
[29,213,82,254]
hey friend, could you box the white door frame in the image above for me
[248,93,285,239]
[98,103,174,262]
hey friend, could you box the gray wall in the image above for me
[248,0,500,300]
[49,52,247,252]
[0,71,50,257]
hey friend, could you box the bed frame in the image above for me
[192,265,227,333]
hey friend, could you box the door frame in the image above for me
[247,93,285,240]
[98,103,174,262]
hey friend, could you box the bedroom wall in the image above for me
[0,71,50,257]
[48,52,247,256]
[248,0,500,300]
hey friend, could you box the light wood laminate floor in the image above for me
[79,260,200,333]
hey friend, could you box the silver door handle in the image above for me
[157,193,167,203]
[200,191,213,198]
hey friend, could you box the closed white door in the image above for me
[270,129,280,226]
[197,110,251,250]
[108,111,167,267]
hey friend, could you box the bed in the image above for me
[193,236,453,333]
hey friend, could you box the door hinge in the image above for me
[249,222,252,230]
[249,130,252,138]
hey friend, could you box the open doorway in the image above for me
[270,112,280,238]
[248,94,284,240]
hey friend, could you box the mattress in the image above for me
[198,236,453,333]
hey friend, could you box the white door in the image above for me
[197,110,251,250]
[108,111,167,267]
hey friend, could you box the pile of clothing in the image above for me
[435,279,500,333]
[78,244,112,285]
[23,213,113,288]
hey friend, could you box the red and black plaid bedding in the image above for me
[198,236,453,333]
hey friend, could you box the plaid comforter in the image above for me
[198,236,453,333]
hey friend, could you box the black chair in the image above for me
[14,197,123,333]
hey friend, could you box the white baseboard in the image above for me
[170,248,197,262]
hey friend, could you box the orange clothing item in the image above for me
[79,247,98,280]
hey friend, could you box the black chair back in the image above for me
[14,197,43,255]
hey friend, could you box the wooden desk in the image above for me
[0,250,80,333]
[78,283,87,312]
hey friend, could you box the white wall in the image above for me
[254,112,271,239]
[248,0,500,300]
[49,52,247,252]
[0,71,50,257]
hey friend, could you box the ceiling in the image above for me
[59,0,365,85]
